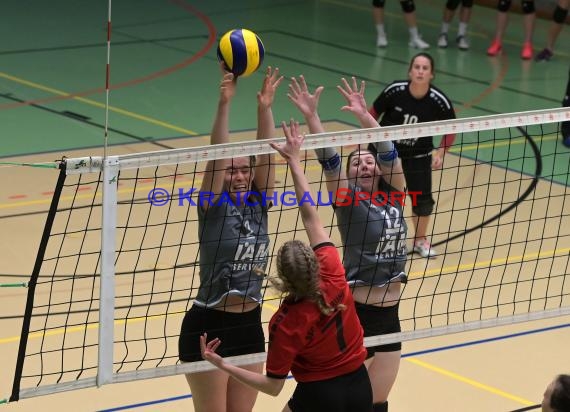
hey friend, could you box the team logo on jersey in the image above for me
[375,206,406,259]
[233,240,269,271]
[240,219,255,237]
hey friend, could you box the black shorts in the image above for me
[400,154,433,198]
[355,302,402,356]
[178,304,265,362]
[288,365,372,412]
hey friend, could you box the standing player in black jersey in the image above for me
[369,52,456,258]
[178,66,283,412]
[288,75,407,412]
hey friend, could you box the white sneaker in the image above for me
[376,32,388,47]
[437,33,448,48]
[409,36,430,50]
[456,35,469,50]
[413,239,437,258]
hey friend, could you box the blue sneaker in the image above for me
[535,48,553,62]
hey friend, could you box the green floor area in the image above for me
[1,0,569,182]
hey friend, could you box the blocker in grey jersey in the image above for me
[335,181,408,287]
[195,194,269,307]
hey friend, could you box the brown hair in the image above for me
[272,240,345,315]
[345,147,374,177]
[408,52,435,78]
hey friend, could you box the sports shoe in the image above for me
[534,47,553,62]
[409,36,430,50]
[521,42,533,60]
[487,39,502,56]
[437,33,448,48]
[456,35,469,50]
[413,239,438,258]
[376,32,388,47]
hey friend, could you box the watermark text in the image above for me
[147,188,421,207]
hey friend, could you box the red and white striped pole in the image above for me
[103,0,112,159]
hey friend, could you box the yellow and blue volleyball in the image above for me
[217,29,264,77]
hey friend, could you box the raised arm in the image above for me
[288,75,348,199]
[270,119,329,247]
[288,75,325,134]
[337,77,405,192]
[200,70,237,207]
[254,66,284,197]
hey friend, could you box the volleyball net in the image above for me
[8,107,570,401]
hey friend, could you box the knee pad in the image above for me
[400,0,415,13]
[521,0,535,14]
[553,5,568,23]
[446,0,461,10]
[462,0,474,7]
[373,0,386,7]
[359,304,402,355]
[412,195,434,216]
[497,0,511,12]
[373,305,401,353]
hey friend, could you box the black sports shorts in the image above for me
[178,304,265,362]
[400,154,433,198]
[288,364,372,412]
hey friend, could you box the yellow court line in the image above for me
[455,133,558,152]
[2,241,567,344]
[406,357,536,406]
[0,71,197,135]
[0,296,283,345]
[408,247,570,280]
[2,152,569,278]
[1,300,540,407]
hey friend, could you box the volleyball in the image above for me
[217,29,265,77]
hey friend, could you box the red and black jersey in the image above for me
[265,243,366,383]
[369,80,456,158]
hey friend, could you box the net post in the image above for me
[97,156,119,387]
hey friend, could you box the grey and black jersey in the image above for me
[196,195,269,307]
[334,181,408,287]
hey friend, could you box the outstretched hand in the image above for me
[287,75,324,118]
[200,333,224,368]
[337,77,368,117]
[258,66,284,109]
[270,119,305,163]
